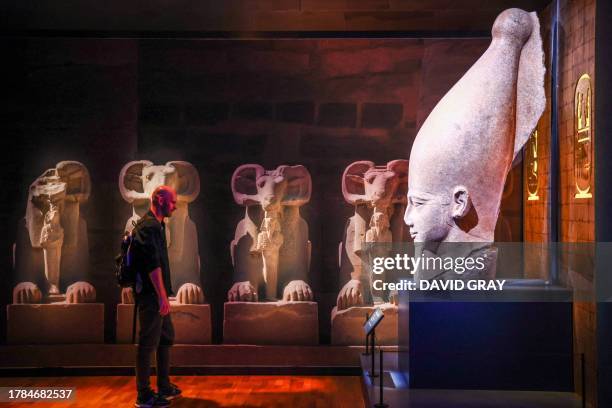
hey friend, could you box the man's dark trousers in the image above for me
[135,292,175,395]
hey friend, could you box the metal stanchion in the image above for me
[368,331,378,378]
[363,308,384,380]
[363,313,370,356]
[581,353,586,408]
[374,348,388,408]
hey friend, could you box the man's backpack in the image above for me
[115,225,137,288]
[114,219,143,344]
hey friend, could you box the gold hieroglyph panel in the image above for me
[526,129,539,201]
[574,74,593,199]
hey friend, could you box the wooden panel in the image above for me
[556,0,597,407]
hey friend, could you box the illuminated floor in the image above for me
[0,376,365,407]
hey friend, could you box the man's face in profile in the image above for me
[157,188,177,218]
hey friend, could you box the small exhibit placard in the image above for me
[363,307,385,335]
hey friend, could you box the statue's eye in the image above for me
[410,198,424,207]
[257,180,265,188]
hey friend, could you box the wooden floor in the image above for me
[0,375,365,408]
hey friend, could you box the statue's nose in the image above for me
[404,206,413,226]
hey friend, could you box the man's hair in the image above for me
[151,185,176,204]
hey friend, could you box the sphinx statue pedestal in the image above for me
[331,303,398,346]
[7,301,104,344]
[223,301,318,345]
[116,301,211,344]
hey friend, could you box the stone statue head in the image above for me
[342,160,408,209]
[119,160,200,209]
[26,173,66,249]
[26,161,91,248]
[405,8,545,243]
[231,164,312,212]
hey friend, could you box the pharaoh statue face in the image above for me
[403,187,470,243]
[404,191,448,243]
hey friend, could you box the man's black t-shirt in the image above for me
[132,210,173,297]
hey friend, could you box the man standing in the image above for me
[133,185,182,407]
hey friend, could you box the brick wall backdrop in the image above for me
[3,37,498,343]
[558,0,597,406]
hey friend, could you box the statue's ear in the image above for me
[387,159,408,204]
[119,160,153,204]
[278,165,311,206]
[342,161,374,205]
[451,185,471,219]
[232,164,264,206]
[56,161,91,203]
[167,161,200,203]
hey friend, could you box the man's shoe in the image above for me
[158,383,182,400]
[135,391,170,408]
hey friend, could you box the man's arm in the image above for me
[150,267,170,316]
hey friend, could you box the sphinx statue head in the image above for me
[343,160,408,212]
[405,8,545,244]
[232,164,312,212]
[26,171,67,251]
[119,160,200,214]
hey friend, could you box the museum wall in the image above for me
[3,37,500,343]
[558,0,597,405]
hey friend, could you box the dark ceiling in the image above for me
[1,0,553,37]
